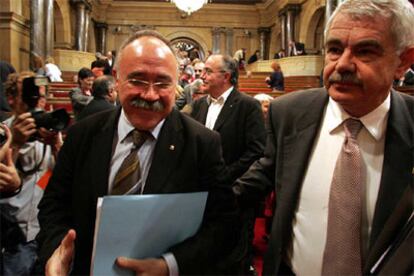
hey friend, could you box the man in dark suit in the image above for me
[191,54,266,183]
[191,54,266,274]
[77,75,117,121]
[233,0,414,275]
[36,30,239,275]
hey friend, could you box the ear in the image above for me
[394,47,414,79]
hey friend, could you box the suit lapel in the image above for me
[368,91,414,259]
[144,109,184,194]
[193,96,209,125]
[278,92,328,212]
[90,108,120,198]
[213,88,238,131]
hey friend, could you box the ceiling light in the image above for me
[169,0,210,15]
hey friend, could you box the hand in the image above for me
[0,148,21,193]
[0,124,12,161]
[46,229,76,276]
[11,112,37,148]
[116,257,168,276]
[37,128,63,154]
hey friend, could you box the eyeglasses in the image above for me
[123,79,174,92]
[201,68,227,76]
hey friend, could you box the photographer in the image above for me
[0,71,62,275]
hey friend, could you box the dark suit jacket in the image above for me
[234,88,414,275]
[190,89,266,182]
[36,107,239,275]
[77,97,115,121]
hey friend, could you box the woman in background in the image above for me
[265,61,284,92]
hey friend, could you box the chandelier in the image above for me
[169,0,210,15]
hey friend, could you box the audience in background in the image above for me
[233,48,246,70]
[265,61,284,92]
[77,75,117,121]
[247,50,260,64]
[69,67,94,121]
[44,57,63,82]
[288,40,306,56]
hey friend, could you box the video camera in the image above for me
[21,76,70,132]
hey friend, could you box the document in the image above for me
[91,192,208,275]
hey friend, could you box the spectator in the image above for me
[77,75,117,121]
[175,61,205,110]
[233,48,246,70]
[44,57,63,82]
[69,67,94,121]
[253,93,273,119]
[288,40,306,56]
[265,61,284,92]
[0,60,16,114]
[273,49,285,59]
[247,50,260,64]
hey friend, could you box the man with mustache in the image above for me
[36,30,239,275]
[233,0,414,275]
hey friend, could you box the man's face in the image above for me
[200,56,228,98]
[324,13,408,117]
[115,37,178,130]
[194,62,205,79]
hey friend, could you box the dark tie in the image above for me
[111,129,150,195]
[322,118,364,276]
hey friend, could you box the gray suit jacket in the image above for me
[234,88,414,275]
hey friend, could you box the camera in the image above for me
[0,127,7,146]
[21,76,70,132]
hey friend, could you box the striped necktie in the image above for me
[111,129,150,195]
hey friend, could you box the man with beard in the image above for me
[36,30,239,275]
[233,0,414,275]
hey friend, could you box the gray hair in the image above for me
[114,30,178,75]
[325,0,414,54]
[92,75,115,98]
[209,54,239,86]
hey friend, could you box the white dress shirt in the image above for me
[205,87,233,130]
[108,109,163,194]
[288,94,390,275]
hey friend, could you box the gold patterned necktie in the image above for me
[111,129,150,195]
[322,118,364,276]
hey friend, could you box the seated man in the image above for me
[36,30,239,275]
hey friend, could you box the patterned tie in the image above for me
[322,118,364,276]
[111,129,150,195]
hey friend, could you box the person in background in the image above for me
[265,61,284,92]
[77,75,117,121]
[233,0,414,275]
[247,50,260,65]
[253,93,273,119]
[233,48,246,70]
[274,49,285,59]
[69,67,94,121]
[175,61,205,111]
[31,54,46,77]
[191,54,266,274]
[0,60,16,116]
[44,57,63,82]
[1,71,61,275]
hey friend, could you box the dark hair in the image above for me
[77,67,94,83]
[92,59,108,69]
[92,75,115,98]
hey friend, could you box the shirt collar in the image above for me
[327,93,390,141]
[118,108,164,143]
[206,86,233,105]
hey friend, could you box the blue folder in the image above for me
[91,192,208,275]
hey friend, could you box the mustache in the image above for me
[130,97,165,112]
[328,72,362,85]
